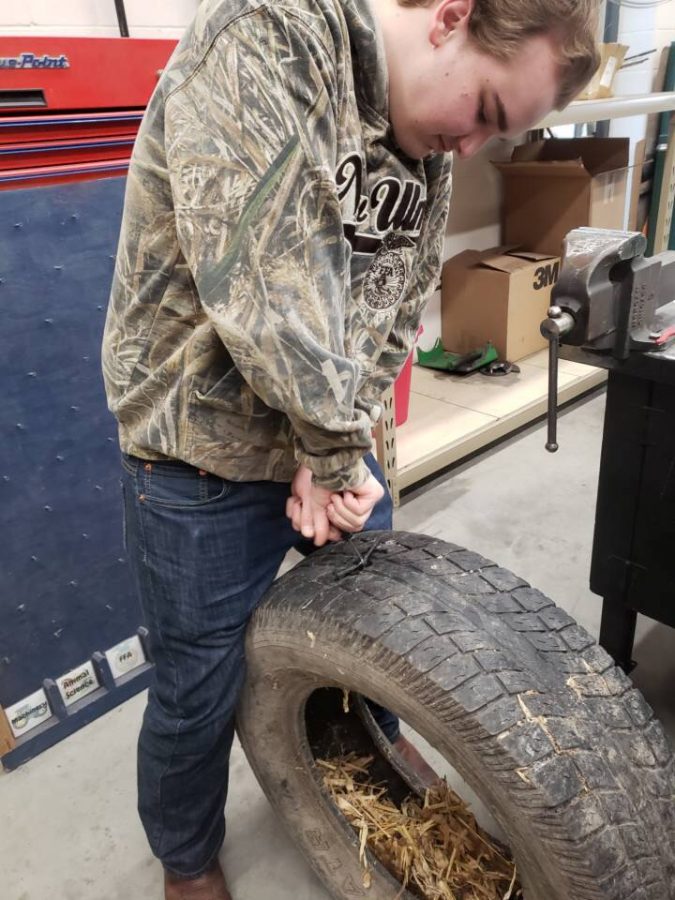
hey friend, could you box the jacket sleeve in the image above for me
[356,154,453,414]
[164,14,371,491]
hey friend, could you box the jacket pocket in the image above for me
[193,367,292,449]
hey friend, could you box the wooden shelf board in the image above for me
[394,349,606,490]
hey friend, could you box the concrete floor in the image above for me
[3,388,674,900]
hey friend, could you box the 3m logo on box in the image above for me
[533,262,560,291]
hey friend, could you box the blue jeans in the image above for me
[120,452,397,877]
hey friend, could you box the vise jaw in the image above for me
[543,227,675,358]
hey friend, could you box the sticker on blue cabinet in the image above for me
[56,662,100,706]
[5,688,52,737]
[105,635,146,679]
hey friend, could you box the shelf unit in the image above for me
[377,91,675,503]
[397,352,606,489]
[537,92,675,129]
[377,351,606,503]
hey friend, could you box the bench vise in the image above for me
[541,227,675,451]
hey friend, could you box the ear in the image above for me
[429,0,474,48]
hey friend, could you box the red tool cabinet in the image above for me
[0,37,177,189]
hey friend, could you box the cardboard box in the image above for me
[577,43,628,100]
[441,246,560,362]
[495,138,630,255]
[627,139,647,233]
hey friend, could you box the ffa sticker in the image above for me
[105,635,146,679]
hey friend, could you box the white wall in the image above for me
[656,0,675,42]
[2,0,198,37]
[607,3,674,230]
[610,2,674,158]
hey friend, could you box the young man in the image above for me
[102,0,599,897]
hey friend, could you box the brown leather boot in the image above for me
[164,859,232,900]
[392,734,443,789]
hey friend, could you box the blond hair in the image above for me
[397,0,600,108]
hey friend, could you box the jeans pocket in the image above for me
[138,461,231,510]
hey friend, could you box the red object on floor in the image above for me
[394,353,414,427]
[393,326,423,427]
[0,37,177,190]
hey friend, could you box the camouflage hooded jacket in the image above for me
[102,0,452,491]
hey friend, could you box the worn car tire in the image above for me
[237,532,675,900]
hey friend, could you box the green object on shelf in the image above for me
[416,339,499,374]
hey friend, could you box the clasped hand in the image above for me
[285,464,384,547]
